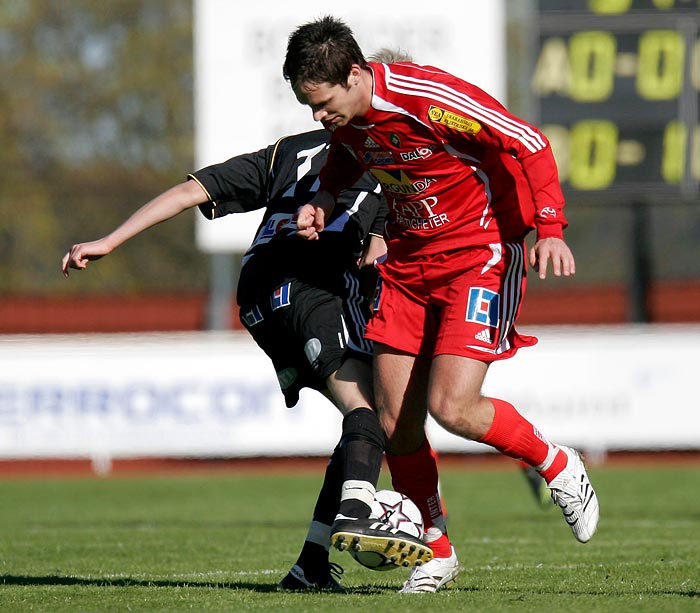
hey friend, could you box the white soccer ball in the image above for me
[371,489,424,540]
[348,489,426,572]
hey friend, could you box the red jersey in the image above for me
[320,61,567,257]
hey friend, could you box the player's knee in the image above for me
[428,394,483,440]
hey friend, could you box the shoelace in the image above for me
[329,562,344,582]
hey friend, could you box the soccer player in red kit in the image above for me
[284,16,599,593]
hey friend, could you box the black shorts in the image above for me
[239,272,373,408]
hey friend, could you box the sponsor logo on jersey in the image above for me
[428,105,482,134]
[393,196,450,230]
[400,146,435,162]
[362,150,395,165]
[539,206,557,218]
[364,135,380,148]
[465,287,500,329]
[271,282,291,311]
[370,168,436,195]
[474,328,492,343]
[241,304,264,327]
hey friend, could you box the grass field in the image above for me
[1,461,698,611]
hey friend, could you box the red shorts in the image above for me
[365,242,537,361]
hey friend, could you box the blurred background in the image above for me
[0,0,698,469]
[1,0,698,332]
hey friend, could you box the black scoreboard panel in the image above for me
[532,0,699,201]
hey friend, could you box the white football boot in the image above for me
[547,446,600,543]
[398,546,460,593]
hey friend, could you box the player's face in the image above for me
[294,67,366,131]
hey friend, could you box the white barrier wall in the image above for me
[0,326,697,462]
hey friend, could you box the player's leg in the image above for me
[427,242,598,543]
[325,358,382,522]
[325,360,430,567]
[428,354,599,543]
[276,280,426,585]
[374,344,460,592]
[240,288,346,590]
[374,347,449,551]
[364,266,457,587]
[277,444,345,591]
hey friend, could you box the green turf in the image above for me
[0,463,698,611]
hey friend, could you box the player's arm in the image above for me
[428,91,573,280]
[359,187,388,267]
[517,147,575,279]
[359,233,387,268]
[296,139,364,240]
[62,180,208,277]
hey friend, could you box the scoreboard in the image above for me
[532,0,700,201]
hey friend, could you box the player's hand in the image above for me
[61,239,112,277]
[294,199,336,240]
[529,237,575,280]
[294,191,336,240]
[294,203,324,240]
[359,234,387,269]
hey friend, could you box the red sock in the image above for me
[386,438,445,535]
[425,532,452,558]
[479,398,550,466]
[539,449,568,483]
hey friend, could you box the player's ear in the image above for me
[348,64,362,87]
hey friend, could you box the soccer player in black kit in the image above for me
[62,128,433,590]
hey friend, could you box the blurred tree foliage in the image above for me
[0,0,207,294]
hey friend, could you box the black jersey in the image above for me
[190,130,387,306]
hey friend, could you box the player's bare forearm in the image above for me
[62,180,207,277]
[529,237,576,280]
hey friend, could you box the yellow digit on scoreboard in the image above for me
[568,31,616,102]
[569,120,619,190]
[637,30,685,101]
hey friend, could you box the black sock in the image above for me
[294,541,330,582]
[293,444,342,579]
[336,407,385,519]
[311,443,343,525]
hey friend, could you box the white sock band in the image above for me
[339,479,376,508]
[536,443,559,472]
[306,520,331,550]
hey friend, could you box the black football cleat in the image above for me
[331,517,433,569]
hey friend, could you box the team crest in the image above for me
[389,133,401,147]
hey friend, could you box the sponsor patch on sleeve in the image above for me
[428,105,481,134]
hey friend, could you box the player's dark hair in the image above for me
[283,15,367,88]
